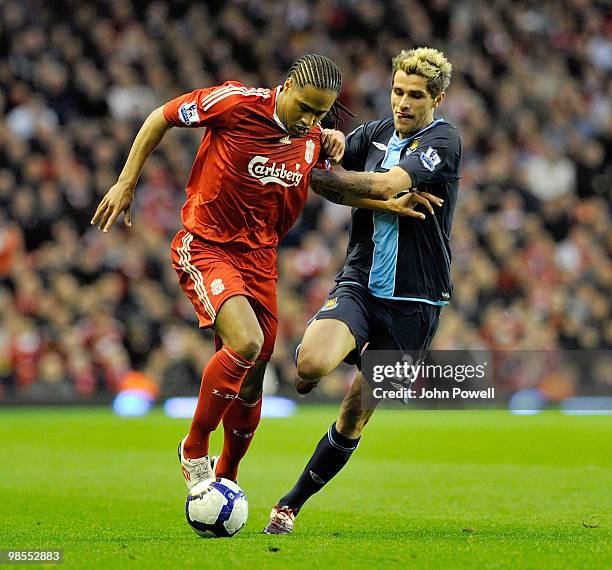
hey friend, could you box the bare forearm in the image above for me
[343,197,397,211]
[312,184,395,212]
[310,168,392,200]
[117,107,172,186]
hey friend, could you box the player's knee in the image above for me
[296,346,335,381]
[227,329,264,362]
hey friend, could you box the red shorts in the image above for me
[170,230,278,361]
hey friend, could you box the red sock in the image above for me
[216,396,263,481]
[183,347,254,459]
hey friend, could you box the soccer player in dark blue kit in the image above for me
[265,47,461,534]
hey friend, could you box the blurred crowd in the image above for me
[0,0,610,402]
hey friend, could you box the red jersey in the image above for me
[163,82,324,250]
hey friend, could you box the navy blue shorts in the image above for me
[312,282,441,366]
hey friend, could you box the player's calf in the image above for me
[267,421,360,531]
[295,376,319,395]
[336,374,375,439]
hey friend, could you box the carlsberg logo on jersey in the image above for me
[248,156,304,187]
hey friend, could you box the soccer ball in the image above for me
[185,477,248,538]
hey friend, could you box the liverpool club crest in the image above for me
[305,139,315,164]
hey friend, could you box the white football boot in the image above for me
[178,436,218,491]
[263,505,297,534]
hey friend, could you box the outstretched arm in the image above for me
[309,165,414,202]
[310,164,442,219]
[312,184,443,219]
[91,107,172,232]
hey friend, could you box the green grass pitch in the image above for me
[1,406,610,569]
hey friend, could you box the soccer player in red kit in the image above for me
[91,55,354,488]
[92,54,434,488]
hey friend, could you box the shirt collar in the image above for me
[394,118,443,143]
[273,86,288,132]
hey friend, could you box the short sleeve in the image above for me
[397,127,459,187]
[162,81,247,129]
[342,123,373,171]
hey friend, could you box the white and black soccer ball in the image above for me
[185,477,248,538]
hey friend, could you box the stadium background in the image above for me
[1,0,609,405]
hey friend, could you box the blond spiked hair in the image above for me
[392,47,452,98]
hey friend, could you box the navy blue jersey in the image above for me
[338,117,462,305]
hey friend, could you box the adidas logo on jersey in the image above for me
[279,135,291,144]
[248,156,304,187]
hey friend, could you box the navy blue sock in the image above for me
[278,422,360,512]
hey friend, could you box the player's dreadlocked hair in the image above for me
[287,54,342,93]
[286,54,353,127]
[392,47,452,99]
